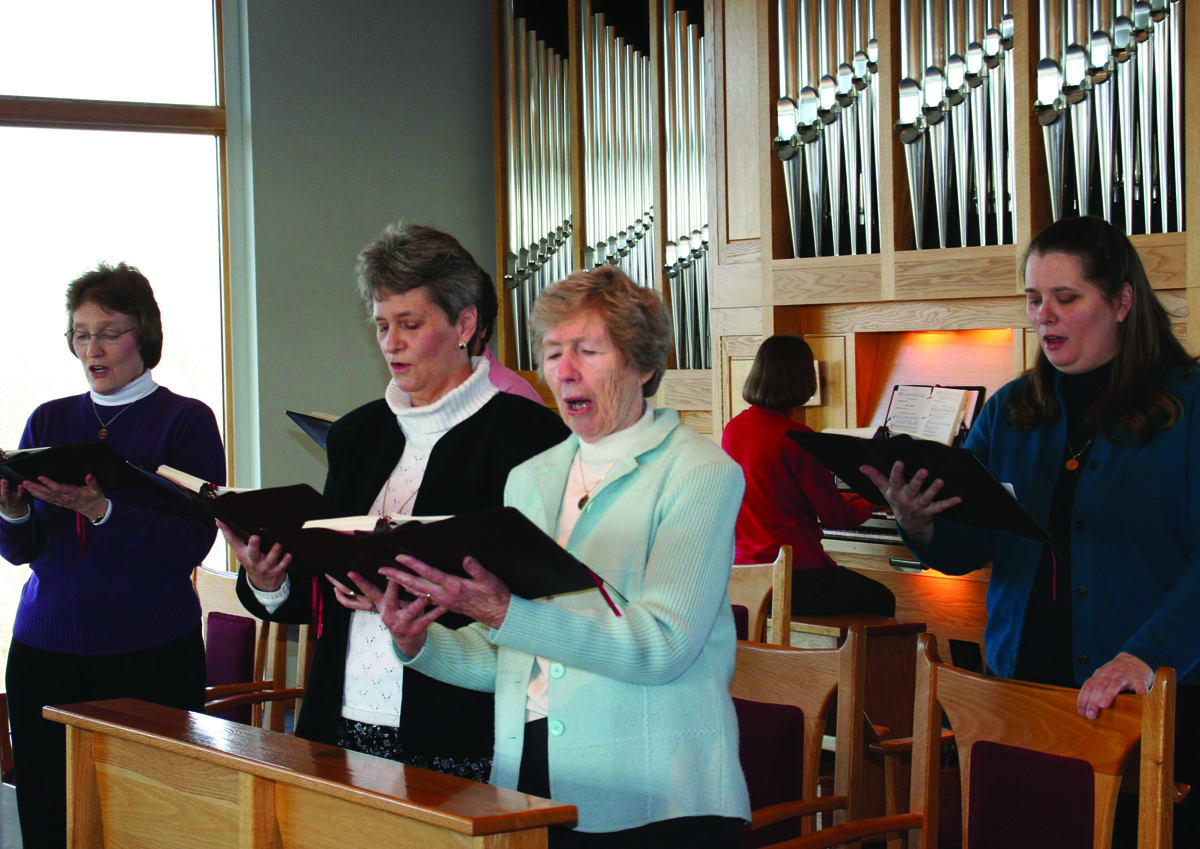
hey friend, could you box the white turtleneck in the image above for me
[252,357,499,728]
[91,368,158,405]
[524,401,656,722]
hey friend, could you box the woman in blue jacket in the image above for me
[863,216,1198,844]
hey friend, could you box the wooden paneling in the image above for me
[794,296,1027,334]
[721,0,761,243]
[93,738,240,848]
[710,260,763,308]
[712,306,763,336]
[772,255,885,306]
[680,409,714,434]
[893,246,1020,301]
[800,335,849,430]
[1130,233,1188,290]
[660,369,713,410]
[720,334,762,428]
[51,700,577,848]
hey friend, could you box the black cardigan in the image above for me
[237,392,569,761]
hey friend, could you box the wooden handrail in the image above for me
[744,795,848,832]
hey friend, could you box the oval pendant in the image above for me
[1064,458,1079,471]
[577,493,589,510]
[98,428,108,440]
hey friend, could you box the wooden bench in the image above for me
[46,698,577,847]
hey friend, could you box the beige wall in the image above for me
[244,0,496,488]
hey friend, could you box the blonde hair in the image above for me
[530,266,673,397]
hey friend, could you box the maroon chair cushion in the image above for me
[732,604,749,641]
[966,740,1094,849]
[734,696,805,848]
[205,611,256,725]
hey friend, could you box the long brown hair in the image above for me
[1009,216,1196,443]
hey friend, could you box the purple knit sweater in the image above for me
[0,387,225,655]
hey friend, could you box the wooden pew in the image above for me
[46,699,577,848]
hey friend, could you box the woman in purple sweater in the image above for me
[0,262,225,848]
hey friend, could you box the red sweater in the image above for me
[721,405,873,567]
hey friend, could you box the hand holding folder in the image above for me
[268,509,615,611]
[788,430,1052,546]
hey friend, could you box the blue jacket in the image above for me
[401,408,752,832]
[908,367,1200,685]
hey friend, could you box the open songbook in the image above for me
[883,385,983,445]
[272,510,620,613]
[151,470,620,614]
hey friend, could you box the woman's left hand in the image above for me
[1077,652,1154,719]
[385,554,512,630]
[21,474,108,519]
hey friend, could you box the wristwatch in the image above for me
[90,501,110,525]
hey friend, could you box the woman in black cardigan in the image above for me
[226,223,567,779]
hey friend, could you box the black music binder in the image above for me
[268,508,605,604]
[788,430,1051,544]
[286,411,335,452]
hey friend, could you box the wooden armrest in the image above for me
[204,687,305,715]
[744,796,849,833]
[1175,784,1191,804]
[764,814,924,848]
[870,730,955,756]
[206,681,276,700]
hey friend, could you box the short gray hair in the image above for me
[530,266,672,397]
[355,222,485,327]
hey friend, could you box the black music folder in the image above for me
[268,508,610,607]
[788,430,1051,544]
[286,411,335,452]
[0,442,137,491]
[144,472,346,540]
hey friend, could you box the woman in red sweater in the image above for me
[721,334,895,616]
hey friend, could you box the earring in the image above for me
[458,341,467,349]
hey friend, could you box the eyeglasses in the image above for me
[65,328,136,347]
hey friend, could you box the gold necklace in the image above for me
[576,452,606,509]
[1064,435,1094,470]
[91,398,136,440]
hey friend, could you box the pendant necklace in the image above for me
[576,452,612,510]
[91,399,136,440]
[1064,435,1094,471]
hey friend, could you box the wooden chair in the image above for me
[771,633,1179,849]
[729,544,793,645]
[731,624,869,846]
[194,565,304,731]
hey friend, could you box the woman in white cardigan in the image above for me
[340,267,751,847]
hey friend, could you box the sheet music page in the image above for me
[917,387,970,443]
[887,386,932,435]
[302,515,452,532]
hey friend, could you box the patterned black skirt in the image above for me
[334,717,493,783]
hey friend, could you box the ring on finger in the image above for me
[425,593,433,603]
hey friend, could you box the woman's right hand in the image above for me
[217,520,291,592]
[345,569,445,658]
[859,461,961,550]
[0,479,30,519]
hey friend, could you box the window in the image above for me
[0,1,232,678]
